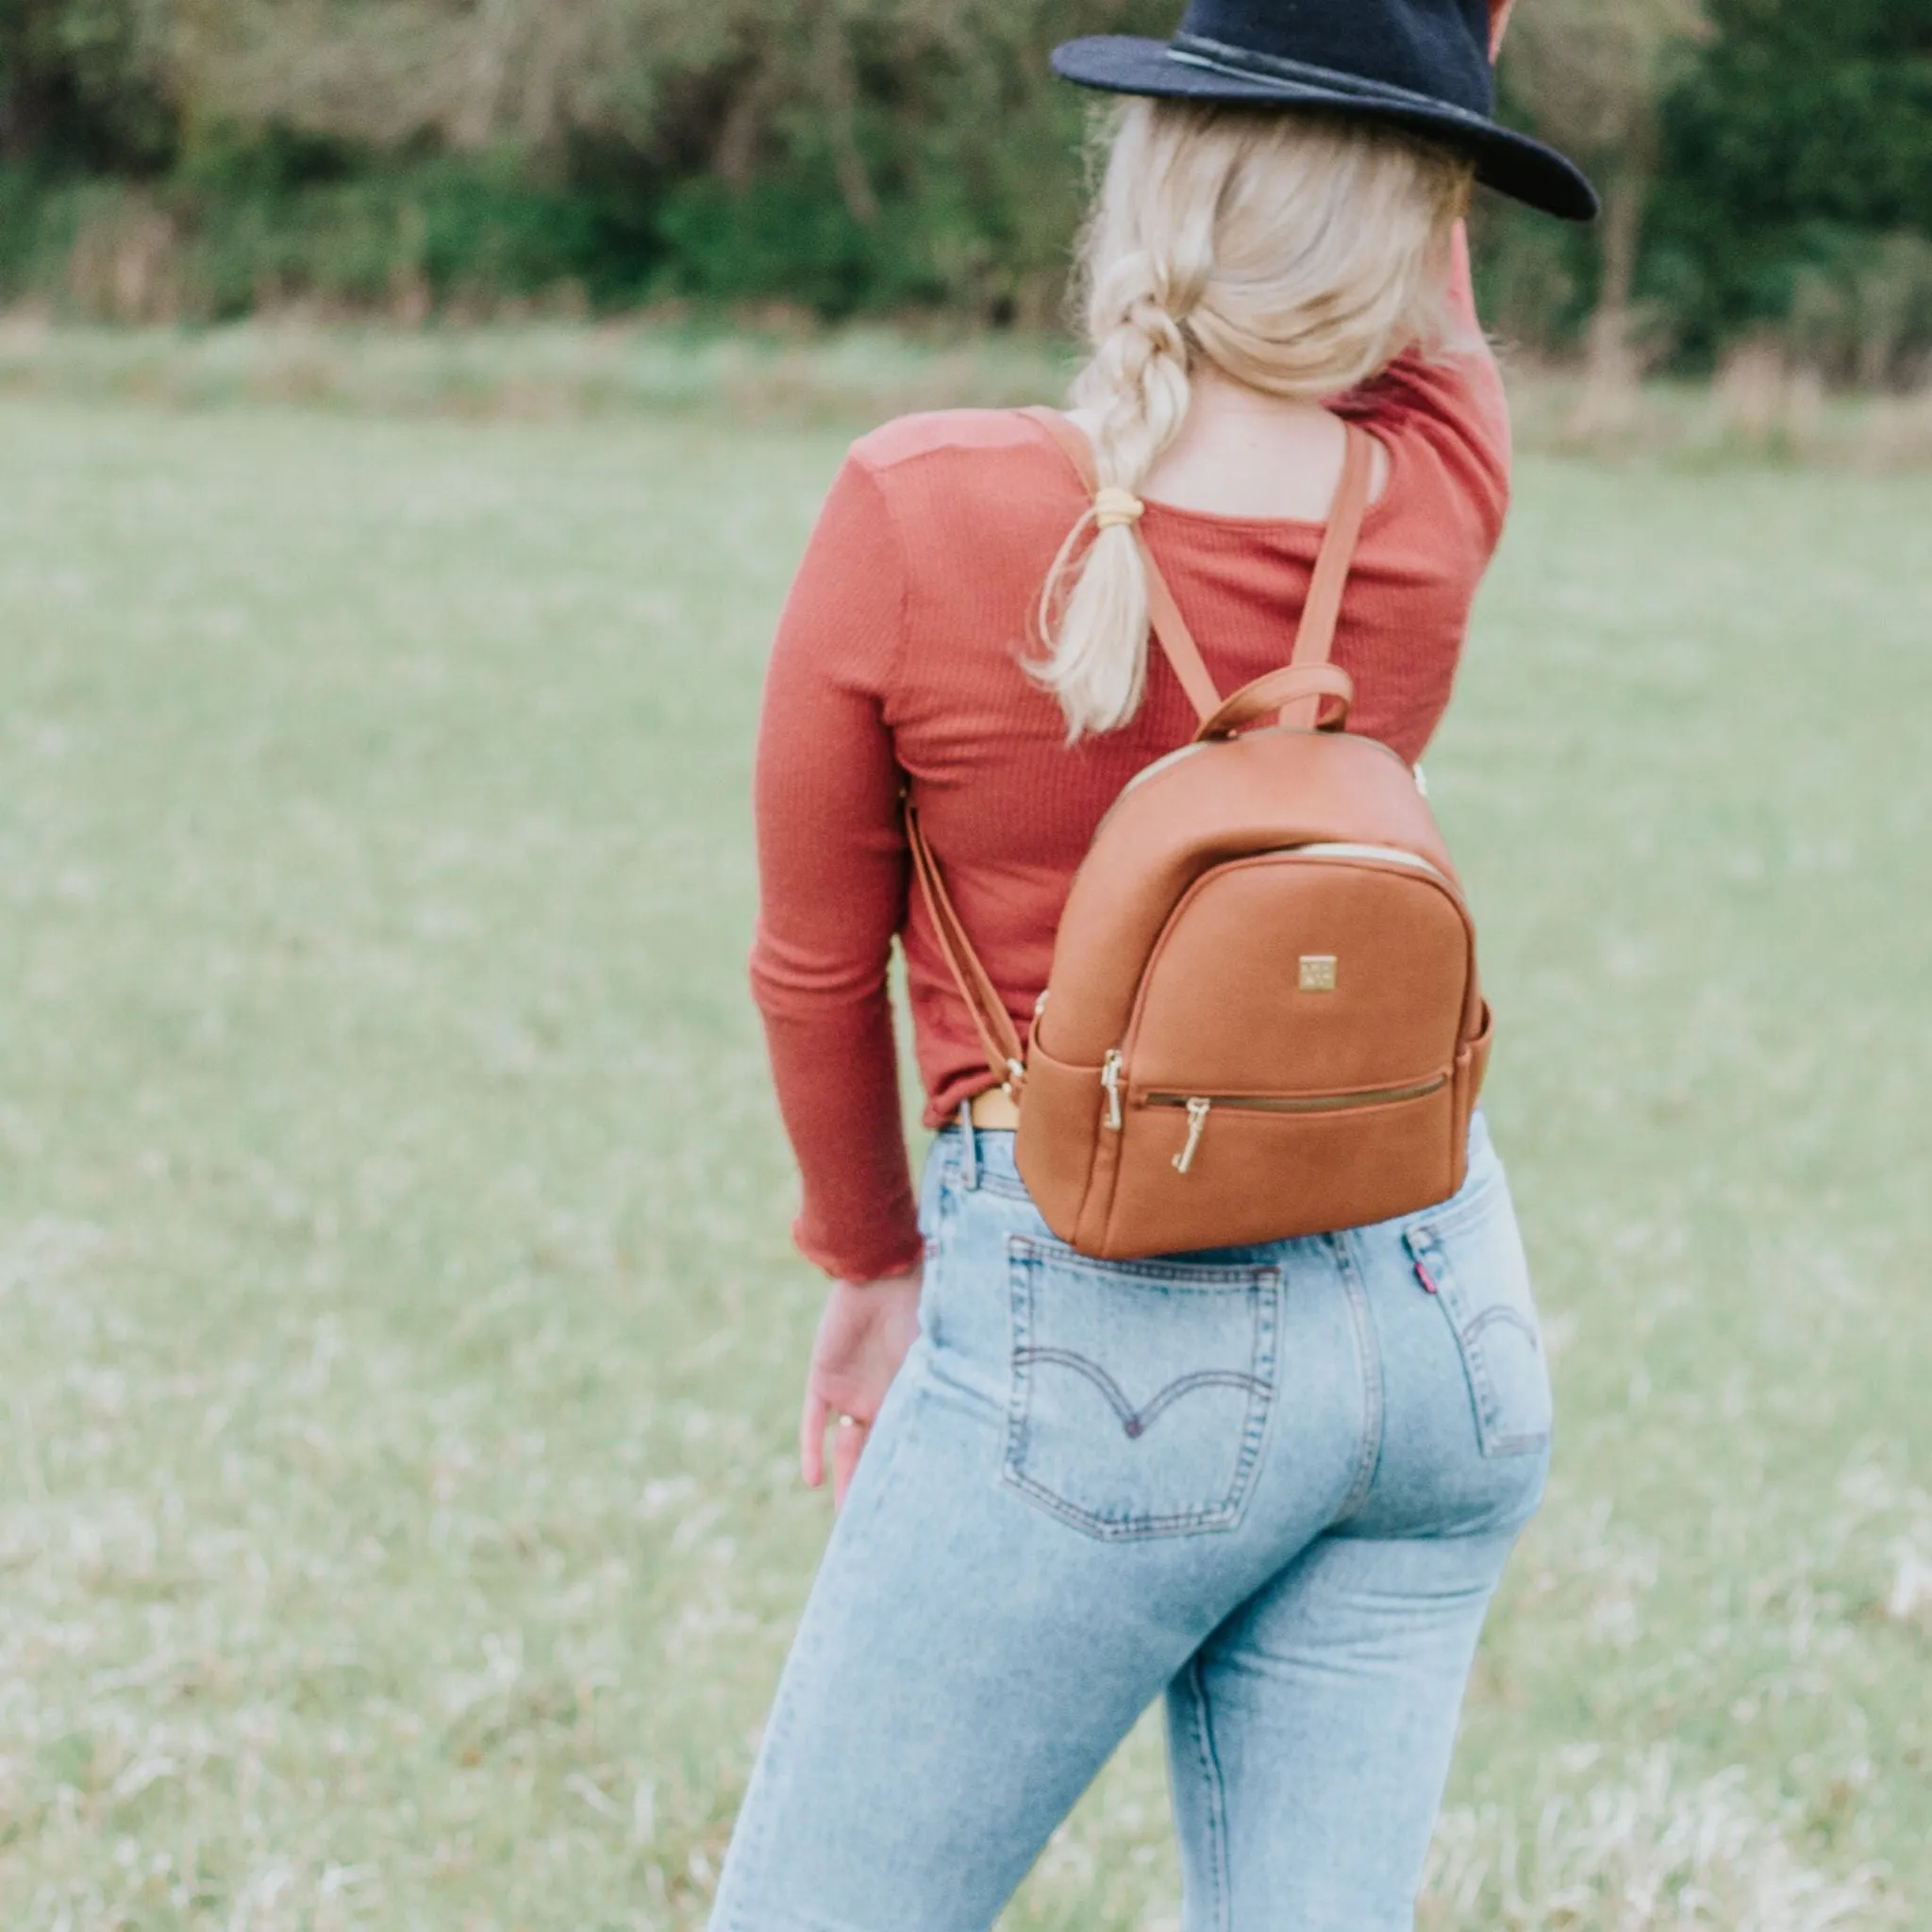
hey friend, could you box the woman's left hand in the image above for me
[799,1267,924,1508]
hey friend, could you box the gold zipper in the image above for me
[1173,1097,1212,1174]
[1100,1049,1124,1130]
[1148,1074,1450,1176]
[1148,1075,1447,1115]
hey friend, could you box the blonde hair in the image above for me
[1036,101,1475,740]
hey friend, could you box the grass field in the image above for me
[2,388,1930,1929]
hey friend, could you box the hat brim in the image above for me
[1053,36,1599,224]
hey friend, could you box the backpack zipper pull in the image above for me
[1174,1098,1212,1174]
[1101,1050,1124,1130]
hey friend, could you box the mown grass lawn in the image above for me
[2,391,1929,1929]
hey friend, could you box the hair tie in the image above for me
[1092,487,1144,531]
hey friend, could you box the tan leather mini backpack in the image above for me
[907,408,1491,1260]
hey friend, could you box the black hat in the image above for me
[1053,0,1598,222]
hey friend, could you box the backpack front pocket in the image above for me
[1002,1236,1280,1540]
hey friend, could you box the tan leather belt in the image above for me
[966,1088,1022,1131]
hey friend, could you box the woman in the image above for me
[718,3,1595,1925]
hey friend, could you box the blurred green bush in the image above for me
[0,0,1927,378]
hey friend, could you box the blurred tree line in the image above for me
[1,0,1928,379]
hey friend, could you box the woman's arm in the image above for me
[1332,218,1511,564]
[751,455,924,1287]
[752,450,929,1506]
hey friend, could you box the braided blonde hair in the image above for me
[1037,102,1476,740]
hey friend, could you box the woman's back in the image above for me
[1088,367,1386,521]
[752,234,1508,1280]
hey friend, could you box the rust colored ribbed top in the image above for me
[751,238,1509,1281]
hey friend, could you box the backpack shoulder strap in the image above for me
[904,800,1027,1094]
[1024,407,1376,729]
[1023,406,1223,724]
[1281,422,1376,726]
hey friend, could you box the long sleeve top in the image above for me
[750,233,1509,1282]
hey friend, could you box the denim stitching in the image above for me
[1002,1470,1242,1540]
[1331,1231,1385,1523]
[1005,1244,1036,1488]
[1144,1365,1274,1437]
[1230,1268,1281,1517]
[937,1145,1031,1203]
[922,1163,967,1355]
[968,1169,1033,1203]
[1013,1349,1272,1438]
[1404,1219,1551,1459]
[1008,1235,1279,1286]
[1451,1281,1505,1440]
[1483,1424,1552,1457]
[1001,1242,1281,1540]
[1462,1304,1541,1350]
[1403,1161,1502,1247]
[1177,1654,1231,1931]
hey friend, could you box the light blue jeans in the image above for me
[712,1115,1551,1931]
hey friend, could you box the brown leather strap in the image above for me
[1281,425,1376,726]
[904,801,1027,1092]
[1195,663,1355,742]
[1024,404,1099,489]
[1025,407,1375,729]
[1141,560,1224,723]
[1024,407,1222,724]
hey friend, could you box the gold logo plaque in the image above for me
[1298,955,1338,992]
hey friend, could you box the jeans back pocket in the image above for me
[1003,1236,1280,1541]
[1404,1179,1552,1459]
